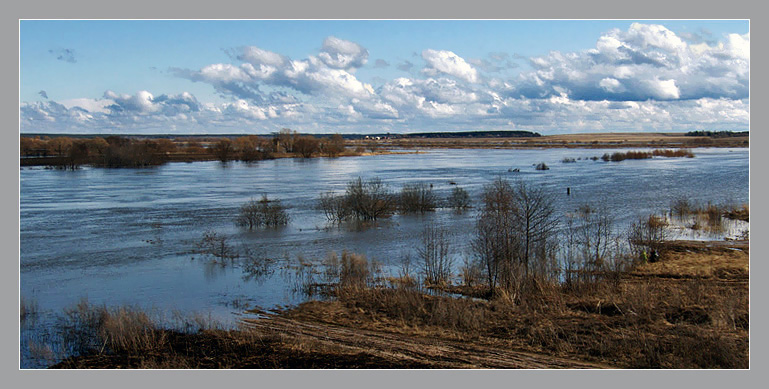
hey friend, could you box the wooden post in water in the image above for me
[567,187,571,195]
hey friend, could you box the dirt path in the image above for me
[242,314,609,369]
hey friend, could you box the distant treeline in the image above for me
[685,131,748,138]
[20,129,349,169]
[401,130,541,139]
[21,129,542,141]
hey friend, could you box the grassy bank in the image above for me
[45,238,748,369]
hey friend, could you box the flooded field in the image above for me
[19,147,748,367]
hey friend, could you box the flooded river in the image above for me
[19,147,748,367]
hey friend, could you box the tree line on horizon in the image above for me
[20,129,349,169]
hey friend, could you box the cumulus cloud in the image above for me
[174,37,376,103]
[421,49,480,83]
[21,23,749,134]
[512,23,749,102]
[318,36,369,70]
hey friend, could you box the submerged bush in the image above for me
[236,196,289,229]
[447,186,471,211]
[601,149,694,163]
[399,183,437,214]
[345,177,395,221]
[318,192,351,223]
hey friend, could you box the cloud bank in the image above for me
[22,24,749,134]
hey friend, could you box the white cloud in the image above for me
[513,23,748,102]
[21,24,749,135]
[599,77,623,93]
[318,36,369,70]
[421,49,480,83]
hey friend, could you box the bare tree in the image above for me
[417,223,453,286]
[345,177,394,221]
[472,177,519,292]
[471,178,559,297]
[318,192,351,223]
[447,185,471,212]
[294,135,320,158]
[276,128,297,153]
[510,180,559,280]
[236,196,289,229]
[399,182,437,214]
[211,139,233,162]
[323,134,346,157]
[628,214,667,259]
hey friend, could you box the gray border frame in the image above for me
[5,0,763,387]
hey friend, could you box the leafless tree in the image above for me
[318,192,351,223]
[628,214,667,259]
[472,178,559,297]
[472,177,519,291]
[345,177,395,221]
[447,185,471,212]
[399,182,437,214]
[236,196,289,229]
[323,134,346,157]
[510,180,559,280]
[294,135,321,158]
[417,223,453,286]
[211,139,233,162]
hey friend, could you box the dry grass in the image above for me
[47,240,748,369]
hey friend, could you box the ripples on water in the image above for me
[19,147,749,367]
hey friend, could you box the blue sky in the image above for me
[20,20,749,134]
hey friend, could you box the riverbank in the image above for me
[20,131,747,167]
[50,238,748,369]
[350,132,748,150]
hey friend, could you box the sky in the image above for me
[20,20,749,135]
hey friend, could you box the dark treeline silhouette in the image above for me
[21,130,349,168]
[685,130,748,138]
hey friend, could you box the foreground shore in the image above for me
[51,238,748,369]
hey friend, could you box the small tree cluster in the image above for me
[447,186,471,211]
[322,134,346,157]
[294,136,321,158]
[399,183,437,214]
[470,178,559,298]
[562,203,625,287]
[236,196,290,230]
[233,136,273,162]
[344,177,395,221]
[318,177,396,223]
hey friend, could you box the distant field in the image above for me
[350,132,748,150]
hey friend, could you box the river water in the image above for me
[19,147,749,367]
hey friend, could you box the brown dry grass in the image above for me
[49,240,748,369]
[348,132,748,150]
